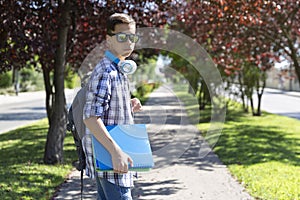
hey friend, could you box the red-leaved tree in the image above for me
[0,0,177,164]
[172,0,299,115]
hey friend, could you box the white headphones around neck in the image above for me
[105,50,137,75]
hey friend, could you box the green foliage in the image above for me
[133,82,161,104]
[0,119,77,200]
[162,52,191,84]
[0,71,12,88]
[64,65,80,89]
[19,67,44,92]
[131,56,161,83]
[136,84,154,97]
[241,62,265,97]
[174,84,300,200]
[0,67,45,94]
[130,56,162,104]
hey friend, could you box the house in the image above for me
[266,66,300,91]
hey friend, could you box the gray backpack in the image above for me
[67,86,87,199]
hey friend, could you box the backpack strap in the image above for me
[67,101,86,199]
[80,169,84,200]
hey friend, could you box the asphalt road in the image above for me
[0,87,299,134]
[0,88,77,134]
[253,88,300,120]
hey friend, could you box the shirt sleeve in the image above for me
[84,70,111,119]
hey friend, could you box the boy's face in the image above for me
[107,23,136,59]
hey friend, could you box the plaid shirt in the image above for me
[83,56,135,187]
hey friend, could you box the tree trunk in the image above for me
[255,79,265,117]
[252,75,266,116]
[42,66,53,126]
[256,92,262,116]
[198,80,209,110]
[290,49,300,87]
[246,86,255,116]
[44,0,71,164]
[249,96,255,116]
[237,72,248,112]
[284,28,300,87]
[198,82,204,110]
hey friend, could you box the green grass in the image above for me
[173,85,300,200]
[0,82,159,199]
[0,119,77,200]
[1,85,299,200]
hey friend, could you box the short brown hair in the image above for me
[106,13,136,35]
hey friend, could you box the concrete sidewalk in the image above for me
[53,85,253,200]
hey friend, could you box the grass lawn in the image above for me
[0,118,77,200]
[174,85,300,200]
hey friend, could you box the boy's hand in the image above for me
[112,149,133,173]
[131,98,142,112]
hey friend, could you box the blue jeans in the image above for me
[96,177,133,200]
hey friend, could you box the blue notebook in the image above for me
[91,124,154,172]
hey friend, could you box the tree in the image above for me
[0,0,179,164]
[237,61,267,116]
[1,0,77,164]
[172,0,296,116]
[43,0,73,164]
[243,0,300,86]
[163,51,212,110]
[0,1,33,72]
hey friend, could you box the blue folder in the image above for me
[91,124,154,172]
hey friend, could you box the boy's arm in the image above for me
[83,116,133,173]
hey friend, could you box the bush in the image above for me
[19,67,44,92]
[65,74,80,89]
[0,71,12,88]
[65,65,80,89]
[133,82,161,104]
[136,84,153,97]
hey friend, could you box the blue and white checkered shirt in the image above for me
[83,56,135,187]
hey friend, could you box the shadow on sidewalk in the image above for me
[132,179,181,199]
[131,85,224,198]
[55,85,244,200]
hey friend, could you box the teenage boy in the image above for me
[83,13,142,200]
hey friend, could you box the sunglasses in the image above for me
[109,32,140,43]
